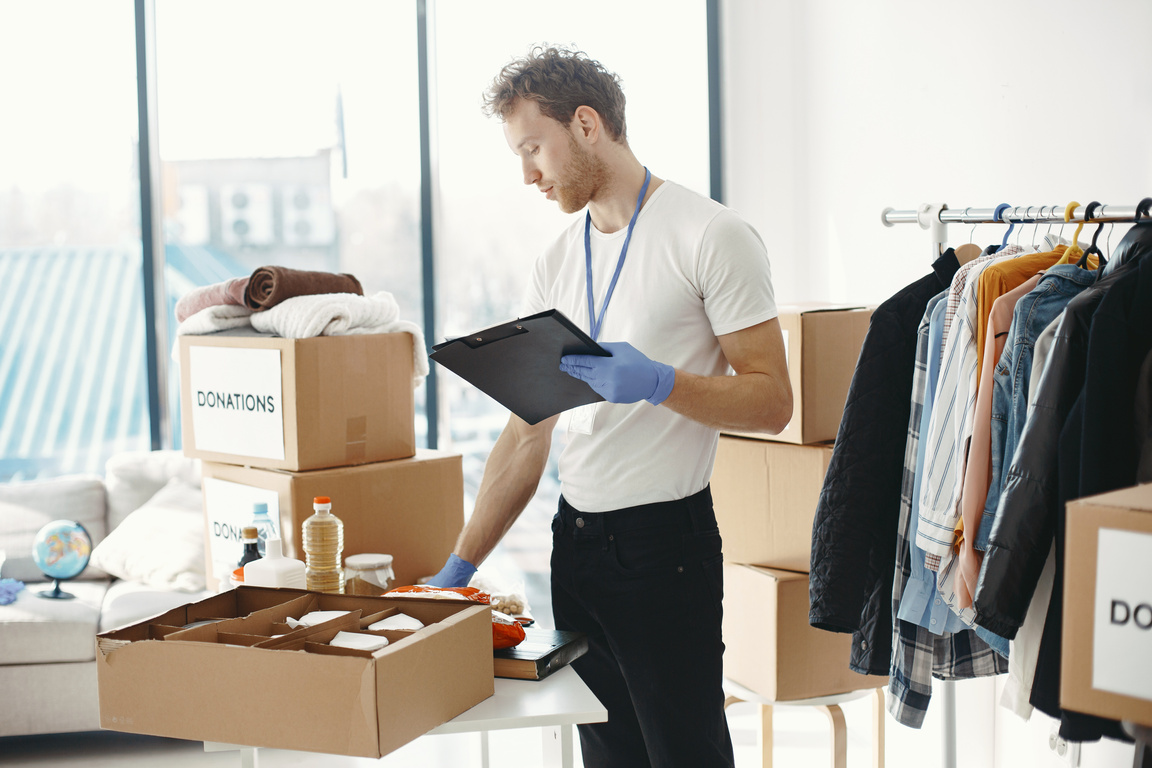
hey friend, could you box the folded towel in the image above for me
[175,277,249,323]
[176,304,254,336]
[250,291,429,386]
[244,266,363,311]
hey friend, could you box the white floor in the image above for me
[0,699,881,768]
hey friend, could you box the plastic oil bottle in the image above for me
[302,496,344,593]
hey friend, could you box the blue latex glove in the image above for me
[425,553,477,588]
[560,341,675,405]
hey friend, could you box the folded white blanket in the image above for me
[250,291,428,387]
[176,291,429,388]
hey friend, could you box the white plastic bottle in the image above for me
[242,536,306,589]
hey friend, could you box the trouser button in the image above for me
[575,517,585,528]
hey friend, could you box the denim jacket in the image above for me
[976,264,1096,549]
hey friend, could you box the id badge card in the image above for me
[567,403,599,435]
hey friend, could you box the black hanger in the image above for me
[1076,201,1108,269]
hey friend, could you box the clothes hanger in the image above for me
[1031,205,1047,249]
[954,207,983,264]
[994,203,1015,252]
[1076,201,1108,269]
[1054,201,1084,265]
[1015,206,1031,247]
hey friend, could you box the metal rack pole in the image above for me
[883,203,1148,226]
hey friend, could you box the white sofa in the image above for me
[0,450,210,738]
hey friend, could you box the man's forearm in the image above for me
[454,415,557,566]
[661,369,792,433]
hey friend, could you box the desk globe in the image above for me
[32,520,92,599]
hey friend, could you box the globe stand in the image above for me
[37,579,77,600]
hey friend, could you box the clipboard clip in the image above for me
[462,322,528,349]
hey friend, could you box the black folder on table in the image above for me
[430,309,609,425]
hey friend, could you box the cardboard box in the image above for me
[723,563,886,701]
[728,304,871,445]
[1062,484,1152,726]
[202,450,463,590]
[96,586,494,758]
[711,436,832,571]
[180,329,416,471]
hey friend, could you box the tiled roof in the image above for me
[0,243,244,481]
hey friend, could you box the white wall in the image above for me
[721,1,1149,765]
[723,0,1152,307]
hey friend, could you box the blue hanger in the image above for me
[994,203,1015,252]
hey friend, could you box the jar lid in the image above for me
[345,553,393,568]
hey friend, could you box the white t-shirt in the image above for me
[522,180,777,512]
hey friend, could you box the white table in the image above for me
[206,665,606,768]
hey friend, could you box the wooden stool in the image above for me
[723,679,886,768]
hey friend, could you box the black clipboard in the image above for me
[429,309,609,425]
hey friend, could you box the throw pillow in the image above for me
[90,477,206,592]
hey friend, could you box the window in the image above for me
[155,0,424,445]
[0,1,146,480]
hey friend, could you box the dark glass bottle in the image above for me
[238,526,261,569]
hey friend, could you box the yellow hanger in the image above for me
[1055,201,1084,265]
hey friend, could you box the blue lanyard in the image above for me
[584,167,651,341]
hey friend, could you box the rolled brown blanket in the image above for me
[244,266,364,311]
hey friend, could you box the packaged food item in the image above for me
[344,553,395,592]
[385,585,524,649]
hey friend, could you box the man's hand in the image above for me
[560,341,675,405]
[425,553,477,588]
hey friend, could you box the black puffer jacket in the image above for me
[974,223,1152,639]
[809,250,959,676]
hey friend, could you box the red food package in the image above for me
[385,585,524,649]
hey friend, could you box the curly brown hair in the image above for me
[482,45,628,143]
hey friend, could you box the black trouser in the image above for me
[550,486,735,768]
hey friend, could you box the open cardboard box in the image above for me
[96,586,494,758]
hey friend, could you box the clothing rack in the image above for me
[882,201,1151,260]
[879,199,1150,768]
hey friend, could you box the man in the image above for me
[428,45,791,768]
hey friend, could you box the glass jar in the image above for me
[344,553,395,592]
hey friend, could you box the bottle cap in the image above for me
[313,496,332,511]
[264,537,284,558]
[252,502,268,515]
[242,526,258,541]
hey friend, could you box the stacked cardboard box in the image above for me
[177,329,463,591]
[712,304,885,700]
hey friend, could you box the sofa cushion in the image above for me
[99,578,213,633]
[105,450,200,531]
[0,475,108,582]
[0,580,110,664]
[90,477,206,593]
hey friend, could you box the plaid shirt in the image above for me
[889,292,1008,728]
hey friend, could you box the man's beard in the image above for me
[554,134,609,214]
